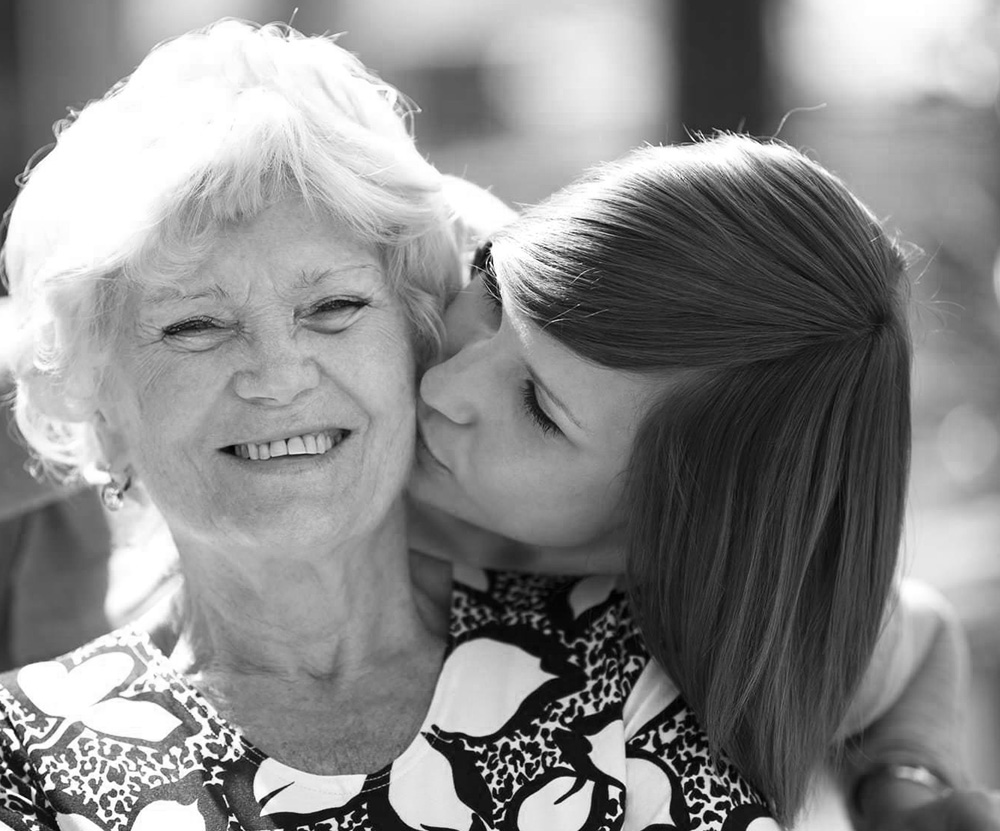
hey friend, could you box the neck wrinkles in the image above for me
[167,502,440,679]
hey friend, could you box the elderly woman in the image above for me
[0,20,774,831]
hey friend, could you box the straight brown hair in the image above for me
[489,135,911,825]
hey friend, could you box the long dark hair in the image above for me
[489,134,911,825]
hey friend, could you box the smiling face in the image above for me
[409,263,664,567]
[97,199,416,551]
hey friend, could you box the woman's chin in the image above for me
[158,485,356,551]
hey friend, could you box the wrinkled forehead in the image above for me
[130,199,383,302]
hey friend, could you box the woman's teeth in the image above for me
[232,431,345,460]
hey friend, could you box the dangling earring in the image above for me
[101,472,132,511]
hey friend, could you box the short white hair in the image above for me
[3,20,461,481]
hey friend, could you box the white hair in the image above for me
[2,20,461,482]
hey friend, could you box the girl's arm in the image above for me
[838,579,999,830]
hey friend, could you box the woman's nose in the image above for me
[419,339,489,426]
[233,330,320,406]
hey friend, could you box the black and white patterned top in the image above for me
[0,567,776,831]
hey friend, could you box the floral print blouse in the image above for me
[0,567,776,831]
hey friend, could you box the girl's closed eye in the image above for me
[521,380,560,436]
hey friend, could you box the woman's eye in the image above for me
[521,380,560,437]
[310,298,370,316]
[161,316,224,337]
[304,298,369,332]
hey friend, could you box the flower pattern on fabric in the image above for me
[0,571,776,831]
[253,758,367,817]
[17,653,181,753]
[57,800,204,831]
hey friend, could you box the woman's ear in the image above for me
[91,409,132,473]
[20,369,94,422]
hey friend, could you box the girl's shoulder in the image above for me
[450,566,644,665]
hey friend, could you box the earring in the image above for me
[101,472,132,511]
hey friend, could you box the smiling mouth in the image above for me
[224,430,349,460]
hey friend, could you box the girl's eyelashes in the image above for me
[521,380,560,436]
[470,243,557,439]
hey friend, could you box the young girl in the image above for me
[409,135,966,827]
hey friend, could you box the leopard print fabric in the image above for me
[0,568,776,831]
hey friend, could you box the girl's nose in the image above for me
[419,338,491,426]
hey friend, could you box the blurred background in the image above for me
[0,0,997,823]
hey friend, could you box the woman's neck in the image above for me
[167,506,447,680]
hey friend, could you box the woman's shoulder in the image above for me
[0,625,237,828]
[0,625,183,751]
[0,626,154,693]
